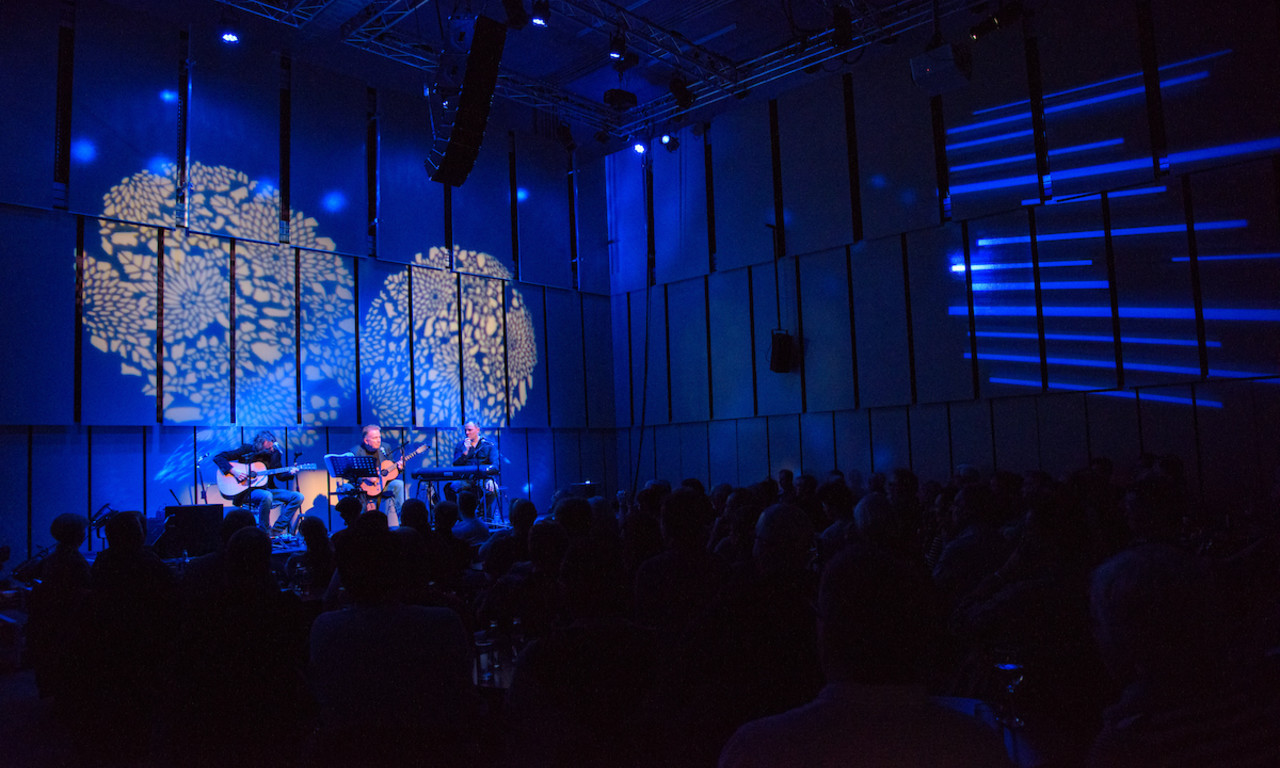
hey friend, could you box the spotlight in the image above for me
[969,1,1023,41]
[218,11,240,44]
[609,29,626,60]
[661,133,680,152]
[632,141,646,155]
[669,76,695,110]
[531,0,549,27]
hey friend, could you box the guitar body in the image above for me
[356,444,428,498]
[216,461,316,497]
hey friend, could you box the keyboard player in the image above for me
[446,421,499,504]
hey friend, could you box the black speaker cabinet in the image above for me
[428,15,507,187]
[153,504,224,559]
[769,330,794,373]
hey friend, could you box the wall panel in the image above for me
[991,397,1040,474]
[0,208,75,425]
[800,412,835,479]
[799,247,857,413]
[668,278,711,424]
[452,136,515,276]
[292,60,367,258]
[653,124,711,285]
[834,409,871,483]
[708,101,775,271]
[949,399,994,478]
[546,288,586,428]
[766,414,801,480]
[736,417,769,486]
[582,294,615,428]
[515,134,573,288]
[910,403,952,488]
[0,1,59,209]
[380,88,444,265]
[679,422,710,489]
[753,260,803,416]
[552,429,582,496]
[708,269,755,420]
[778,75,852,256]
[870,407,910,475]
[708,420,738,488]
[852,236,911,407]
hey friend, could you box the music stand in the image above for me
[325,454,379,482]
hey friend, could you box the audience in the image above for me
[719,542,1010,767]
[10,448,1280,768]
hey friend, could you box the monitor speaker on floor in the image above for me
[153,504,223,559]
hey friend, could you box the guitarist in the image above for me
[349,424,405,523]
[212,430,304,538]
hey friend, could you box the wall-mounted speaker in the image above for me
[769,330,794,373]
[426,15,508,187]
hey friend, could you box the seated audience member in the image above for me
[284,515,335,598]
[452,489,489,546]
[25,513,92,700]
[180,508,257,607]
[506,537,657,767]
[70,510,177,762]
[815,478,855,565]
[710,489,765,569]
[719,543,1009,768]
[633,487,726,645]
[932,484,1010,607]
[479,498,538,578]
[649,503,823,767]
[1087,543,1280,767]
[552,495,593,542]
[169,527,312,767]
[430,500,477,588]
[476,520,570,640]
[309,519,476,766]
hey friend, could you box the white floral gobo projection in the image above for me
[361,246,538,427]
[84,160,537,434]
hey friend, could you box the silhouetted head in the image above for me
[660,487,711,552]
[457,490,479,519]
[509,498,538,531]
[433,501,460,532]
[220,508,257,547]
[552,496,592,539]
[399,498,431,534]
[818,543,933,685]
[298,515,329,551]
[528,520,570,573]
[335,496,363,527]
[104,510,146,552]
[753,503,813,579]
[50,513,87,548]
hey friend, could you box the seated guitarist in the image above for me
[212,430,303,538]
[349,424,405,524]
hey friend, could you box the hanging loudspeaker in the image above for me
[427,15,507,187]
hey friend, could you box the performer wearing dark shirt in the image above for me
[348,424,405,522]
[447,421,498,506]
[213,430,303,537]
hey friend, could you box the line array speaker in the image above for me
[426,15,507,187]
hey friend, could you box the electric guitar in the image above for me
[357,444,429,497]
[216,461,316,496]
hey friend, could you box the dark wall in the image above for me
[607,0,1280,509]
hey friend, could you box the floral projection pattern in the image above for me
[362,247,538,428]
[84,161,538,441]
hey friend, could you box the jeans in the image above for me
[247,488,304,534]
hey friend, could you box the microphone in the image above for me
[197,451,211,461]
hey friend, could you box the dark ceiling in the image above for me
[214,0,974,142]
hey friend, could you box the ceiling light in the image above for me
[609,29,626,60]
[218,11,240,44]
[633,141,646,154]
[531,0,549,27]
[661,134,680,152]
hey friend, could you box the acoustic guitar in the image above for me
[216,461,316,496]
[357,444,429,497]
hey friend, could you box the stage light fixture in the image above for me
[218,11,240,44]
[531,0,549,27]
[669,76,696,109]
[633,141,646,154]
[609,29,626,60]
[969,2,1023,41]
[661,133,680,152]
